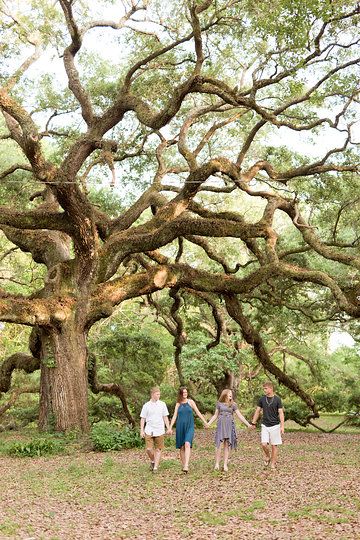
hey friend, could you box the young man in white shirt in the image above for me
[140,386,170,472]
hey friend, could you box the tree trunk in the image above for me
[213,371,240,398]
[38,324,89,432]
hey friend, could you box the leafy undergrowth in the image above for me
[0,430,359,539]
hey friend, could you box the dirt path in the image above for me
[0,431,359,539]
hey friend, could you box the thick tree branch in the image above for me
[0,353,40,393]
[224,294,319,418]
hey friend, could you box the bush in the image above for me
[192,393,217,415]
[11,404,39,425]
[90,421,143,452]
[6,437,65,457]
[347,391,360,426]
[282,399,310,426]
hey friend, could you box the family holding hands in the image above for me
[140,382,285,473]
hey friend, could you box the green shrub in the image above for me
[190,392,217,415]
[6,437,65,457]
[164,435,176,448]
[10,404,39,425]
[90,421,143,451]
[282,399,310,426]
[347,391,360,426]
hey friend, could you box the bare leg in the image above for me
[270,445,278,469]
[153,449,162,470]
[261,443,271,465]
[183,442,191,471]
[214,445,222,470]
[179,446,185,468]
[146,448,155,463]
[223,441,229,471]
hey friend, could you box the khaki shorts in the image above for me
[145,434,165,451]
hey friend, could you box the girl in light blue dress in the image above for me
[169,387,207,473]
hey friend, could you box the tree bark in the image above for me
[38,324,89,432]
[212,371,240,398]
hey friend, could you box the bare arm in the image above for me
[207,407,219,426]
[140,417,145,437]
[234,407,251,428]
[163,415,170,431]
[189,399,207,425]
[251,406,262,425]
[169,403,179,430]
[279,408,285,433]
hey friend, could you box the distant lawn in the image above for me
[285,413,359,433]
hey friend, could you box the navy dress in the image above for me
[175,401,195,449]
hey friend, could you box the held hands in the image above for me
[166,428,173,435]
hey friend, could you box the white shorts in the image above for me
[261,424,282,445]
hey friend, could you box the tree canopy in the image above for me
[0,0,359,431]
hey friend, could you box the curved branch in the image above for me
[0,353,40,393]
[59,0,94,125]
[188,289,226,350]
[88,352,135,427]
[0,164,32,180]
[224,294,319,418]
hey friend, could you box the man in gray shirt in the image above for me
[251,381,285,470]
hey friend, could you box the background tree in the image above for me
[88,307,171,426]
[0,0,359,431]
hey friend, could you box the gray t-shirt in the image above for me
[258,395,283,427]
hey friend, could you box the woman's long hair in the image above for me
[177,386,189,403]
[218,388,232,405]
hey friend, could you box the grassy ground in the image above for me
[0,420,359,540]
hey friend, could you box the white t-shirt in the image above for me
[140,399,169,436]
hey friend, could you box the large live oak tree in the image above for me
[0,0,359,431]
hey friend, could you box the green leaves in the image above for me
[90,421,143,451]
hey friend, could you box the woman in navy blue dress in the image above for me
[169,387,207,473]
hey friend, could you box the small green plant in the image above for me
[164,436,176,448]
[196,511,227,526]
[0,520,19,535]
[90,421,143,451]
[6,437,65,457]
